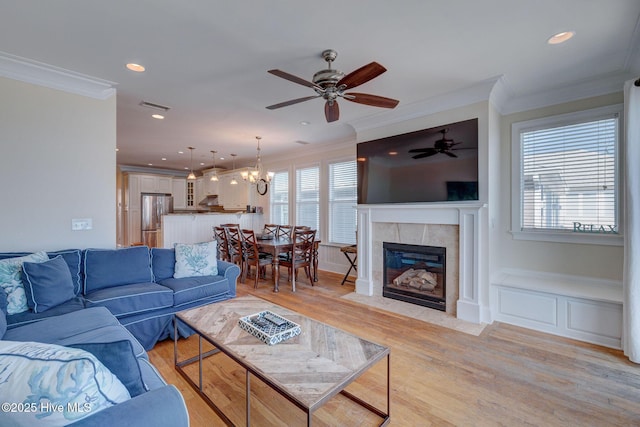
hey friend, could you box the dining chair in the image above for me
[263,224,279,239]
[224,226,244,272]
[276,225,293,239]
[240,229,274,288]
[279,229,316,292]
[213,226,230,262]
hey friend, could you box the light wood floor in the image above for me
[148,270,640,426]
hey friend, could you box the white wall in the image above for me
[497,92,624,281]
[0,77,116,252]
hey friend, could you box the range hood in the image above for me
[198,195,219,207]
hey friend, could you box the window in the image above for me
[329,160,357,244]
[511,104,622,245]
[269,171,289,224]
[296,165,319,231]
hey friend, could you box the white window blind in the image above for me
[296,166,319,231]
[269,171,289,225]
[519,113,618,234]
[329,160,357,244]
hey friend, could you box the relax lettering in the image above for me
[572,222,617,233]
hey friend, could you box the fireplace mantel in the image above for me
[356,202,488,324]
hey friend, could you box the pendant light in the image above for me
[210,150,219,181]
[187,147,196,180]
[229,154,238,185]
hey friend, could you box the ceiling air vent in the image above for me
[139,101,170,112]
[294,140,310,145]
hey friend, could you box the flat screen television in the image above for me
[357,118,478,204]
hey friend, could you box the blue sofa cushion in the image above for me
[3,306,147,360]
[22,255,76,313]
[158,275,229,307]
[0,250,83,295]
[84,247,153,293]
[70,340,147,397]
[150,248,175,281]
[0,307,6,339]
[0,251,49,315]
[6,297,85,329]
[84,283,173,318]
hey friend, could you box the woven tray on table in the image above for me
[238,311,301,345]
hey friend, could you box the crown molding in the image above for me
[0,51,116,99]
[348,76,502,134]
[500,72,631,115]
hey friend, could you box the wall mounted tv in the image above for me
[357,118,478,204]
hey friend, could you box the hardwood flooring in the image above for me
[148,270,640,426]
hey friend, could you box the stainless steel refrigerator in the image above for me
[141,193,173,248]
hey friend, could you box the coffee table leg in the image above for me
[246,370,251,426]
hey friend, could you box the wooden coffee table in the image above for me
[174,296,390,426]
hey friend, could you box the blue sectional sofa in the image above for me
[0,245,240,426]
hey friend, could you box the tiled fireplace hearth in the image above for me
[356,202,488,324]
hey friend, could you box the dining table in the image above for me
[257,236,320,292]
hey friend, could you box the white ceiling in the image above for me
[1,1,639,172]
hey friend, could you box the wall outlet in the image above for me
[71,218,92,231]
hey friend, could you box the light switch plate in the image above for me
[71,218,92,231]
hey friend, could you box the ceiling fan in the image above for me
[408,128,475,159]
[266,49,399,123]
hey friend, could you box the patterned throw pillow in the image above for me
[173,241,218,278]
[0,251,49,315]
[0,340,130,426]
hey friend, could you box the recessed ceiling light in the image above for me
[126,63,145,72]
[152,114,164,120]
[219,157,225,160]
[148,163,153,166]
[115,148,119,152]
[388,151,398,156]
[161,158,167,161]
[300,121,310,126]
[200,162,205,166]
[547,31,575,45]
[178,151,184,154]
[184,167,189,170]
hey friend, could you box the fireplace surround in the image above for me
[356,202,488,324]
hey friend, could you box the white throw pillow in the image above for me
[174,241,218,278]
[0,251,49,315]
[0,340,130,426]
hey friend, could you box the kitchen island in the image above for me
[161,212,264,248]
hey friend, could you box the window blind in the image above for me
[296,166,319,231]
[520,115,618,233]
[329,160,357,244]
[269,171,289,225]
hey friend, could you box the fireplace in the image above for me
[383,242,446,311]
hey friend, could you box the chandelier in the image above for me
[241,136,274,183]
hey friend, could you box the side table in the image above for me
[340,244,357,286]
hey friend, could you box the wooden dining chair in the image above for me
[279,229,316,292]
[240,229,274,288]
[263,224,279,238]
[224,226,244,273]
[213,226,230,262]
[276,225,293,239]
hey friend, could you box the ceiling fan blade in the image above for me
[412,151,437,159]
[344,92,399,109]
[266,95,320,110]
[408,148,436,153]
[325,100,339,122]
[268,69,321,90]
[443,151,458,158]
[338,62,387,89]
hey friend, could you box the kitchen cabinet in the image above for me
[172,178,186,209]
[216,173,253,210]
[140,175,172,194]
